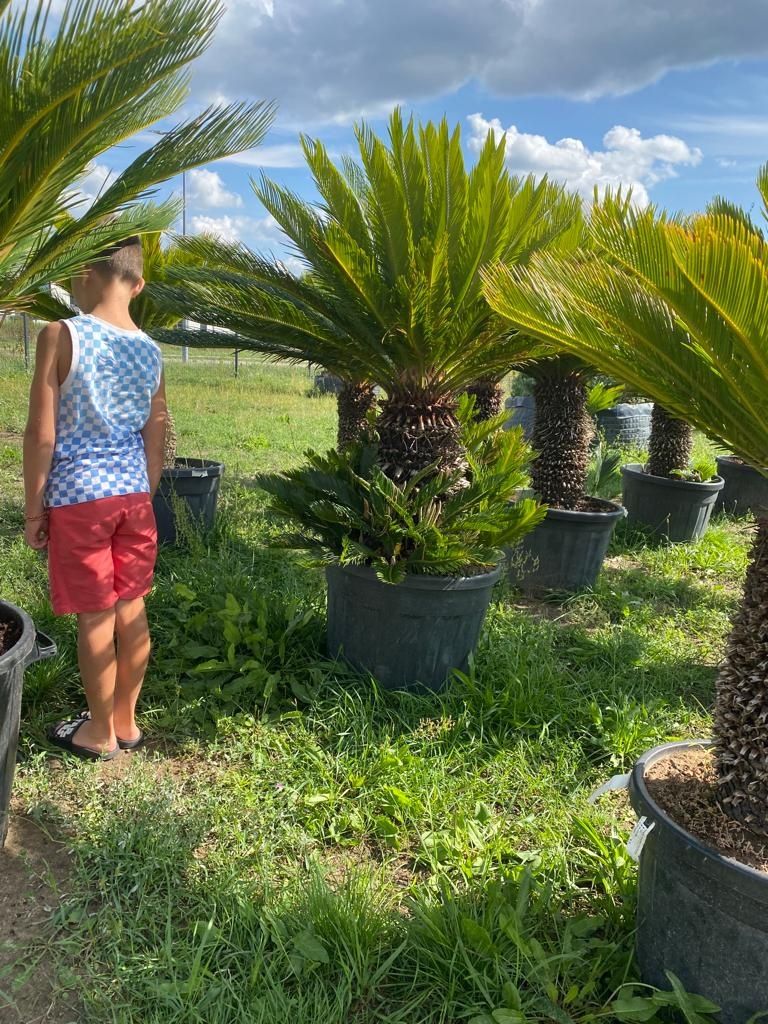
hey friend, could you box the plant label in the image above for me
[626,816,656,863]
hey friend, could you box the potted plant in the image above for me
[0,602,57,845]
[130,234,226,544]
[153,111,582,685]
[508,357,625,593]
[621,405,724,542]
[258,403,544,690]
[715,454,768,516]
[484,173,768,1022]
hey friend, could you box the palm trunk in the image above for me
[530,373,592,510]
[164,409,177,469]
[466,379,504,421]
[647,405,693,478]
[336,382,377,450]
[377,396,465,482]
[715,516,768,832]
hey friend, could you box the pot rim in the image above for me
[0,600,35,672]
[543,497,625,523]
[326,562,503,590]
[161,457,225,479]
[622,462,724,492]
[630,739,768,888]
[716,455,768,474]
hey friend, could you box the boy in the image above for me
[23,237,167,761]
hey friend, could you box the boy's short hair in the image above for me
[90,236,143,284]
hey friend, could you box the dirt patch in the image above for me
[0,815,77,1024]
[0,614,22,658]
[646,748,768,874]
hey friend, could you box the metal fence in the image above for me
[0,314,312,378]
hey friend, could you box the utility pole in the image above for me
[22,314,30,369]
[181,169,189,364]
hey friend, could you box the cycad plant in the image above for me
[484,175,768,831]
[0,0,274,315]
[155,111,582,473]
[258,398,545,583]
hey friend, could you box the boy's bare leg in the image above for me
[112,596,150,743]
[73,608,118,751]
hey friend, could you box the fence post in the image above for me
[22,314,30,369]
[234,349,239,377]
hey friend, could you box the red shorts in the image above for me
[47,494,157,615]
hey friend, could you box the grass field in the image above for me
[0,354,749,1023]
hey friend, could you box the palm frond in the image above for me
[0,0,275,313]
[151,111,582,397]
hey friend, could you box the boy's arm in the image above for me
[141,371,167,497]
[23,323,63,549]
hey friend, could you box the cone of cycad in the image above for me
[647,405,693,478]
[482,177,768,831]
[152,110,583,483]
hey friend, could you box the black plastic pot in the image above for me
[325,564,501,691]
[313,372,344,395]
[629,740,768,1024]
[715,456,768,517]
[504,395,536,440]
[152,458,224,546]
[596,402,653,447]
[621,463,724,543]
[0,601,57,846]
[508,499,624,594]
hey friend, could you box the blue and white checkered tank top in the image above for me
[46,314,163,508]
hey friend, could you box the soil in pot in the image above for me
[645,747,768,872]
[0,615,21,657]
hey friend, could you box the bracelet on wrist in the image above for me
[25,512,48,522]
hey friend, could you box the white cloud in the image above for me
[186,168,242,209]
[468,115,702,205]
[223,144,306,169]
[717,158,738,168]
[190,212,284,246]
[67,163,113,209]
[192,0,768,123]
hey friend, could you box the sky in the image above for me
[81,0,768,262]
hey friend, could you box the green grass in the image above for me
[0,359,752,1023]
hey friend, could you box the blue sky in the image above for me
[80,0,768,263]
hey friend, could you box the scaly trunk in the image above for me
[466,379,504,421]
[164,409,177,469]
[715,516,768,833]
[647,405,693,478]
[377,396,465,483]
[530,373,592,510]
[336,382,377,449]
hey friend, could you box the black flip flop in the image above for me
[75,709,145,750]
[47,717,121,762]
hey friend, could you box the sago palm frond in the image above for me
[0,0,275,313]
[156,110,577,398]
[484,169,768,831]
